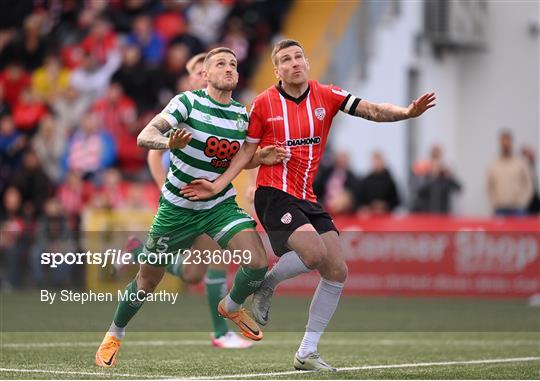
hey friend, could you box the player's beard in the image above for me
[213,80,237,92]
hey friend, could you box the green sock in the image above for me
[113,279,146,328]
[229,266,268,305]
[205,269,229,338]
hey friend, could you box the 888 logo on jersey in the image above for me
[204,136,240,168]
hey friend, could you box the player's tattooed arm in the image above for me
[137,115,171,149]
[137,115,192,150]
[354,101,408,122]
[354,92,436,122]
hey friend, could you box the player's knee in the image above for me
[334,262,348,283]
[182,267,204,284]
[244,247,268,269]
[299,241,327,269]
[321,260,347,283]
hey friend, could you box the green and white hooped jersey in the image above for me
[159,89,249,210]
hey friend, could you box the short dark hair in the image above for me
[271,39,304,66]
[203,47,236,68]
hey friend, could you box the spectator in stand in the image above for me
[70,49,121,104]
[12,87,48,134]
[313,151,358,215]
[0,114,26,164]
[44,0,84,47]
[112,44,155,112]
[126,15,165,67]
[1,13,47,71]
[92,80,137,140]
[168,33,205,59]
[154,3,187,43]
[0,115,27,195]
[91,81,145,176]
[358,151,400,215]
[521,145,540,215]
[0,29,20,72]
[31,54,71,104]
[57,170,92,234]
[64,112,116,181]
[91,168,124,210]
[225,0,292,80]
[0,83,11,117]
[0,186,27,289]
[107,0,153,34]
[412,145,461,214]
[30,198,75,287]
[52,84,91,136]
[0,61,31,108]
[11,149,53,217]
[487,130,533,216]
[186,0,230,46]
[222,17,249,64]
[152,41,190,107]
[81,16,117,65]
[32,113,64,184]
[221,17,249,86]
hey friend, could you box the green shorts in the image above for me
[141,196,256,266]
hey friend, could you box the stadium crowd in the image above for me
[0,1,538,290]
[0,0,291,289]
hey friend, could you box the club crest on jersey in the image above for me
[281,212,292,224]
[236,115,247,132]
[202,113,212,123]
[314,107,326,120]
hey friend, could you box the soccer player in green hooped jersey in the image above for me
[127,52,280,350]
[95,47,288,367]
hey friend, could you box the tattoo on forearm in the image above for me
[355,102,407,122]
[137,116,171,149]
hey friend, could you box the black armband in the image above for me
[339,94,361,115]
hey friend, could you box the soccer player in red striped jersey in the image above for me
[181,39,436,371]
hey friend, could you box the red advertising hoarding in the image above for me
[268,215,540,298]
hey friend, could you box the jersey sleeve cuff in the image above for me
[245,136,261,144]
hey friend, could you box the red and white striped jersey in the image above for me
[247,80,352,202]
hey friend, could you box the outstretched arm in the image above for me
[353,92,436,122]
[137,115,192,150]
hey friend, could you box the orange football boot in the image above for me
[217,299,263,341]
[95,333,121,367]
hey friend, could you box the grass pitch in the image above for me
[1,292,539,379]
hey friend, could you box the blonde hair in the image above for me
[186,53,207,75]
[271,39,304,66]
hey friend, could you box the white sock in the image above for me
[263,251,311,290]
[224,294,241,312]
[297,278,344,358]
[108,321,125,340]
